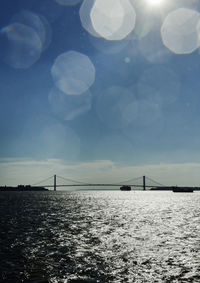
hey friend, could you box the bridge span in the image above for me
[32,175,165,191]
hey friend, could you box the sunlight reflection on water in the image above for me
[0,191,200,282]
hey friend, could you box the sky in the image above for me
[1,0,200,187]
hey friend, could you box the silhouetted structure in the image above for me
[54,175,56,191]
[172,187,193,193]
[143,176,146,190]
[151,186,199,192]
[0,185,48,191]
[120,185,131,191]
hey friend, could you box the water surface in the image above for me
[0,191,200,282]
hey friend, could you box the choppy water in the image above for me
[0,191,200,283]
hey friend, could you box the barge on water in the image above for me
[172,187,193,193]
[120,185,131,191]
[151,186,198,192]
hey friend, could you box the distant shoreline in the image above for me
[0,185,48,191]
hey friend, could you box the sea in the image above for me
[0,190,200,283]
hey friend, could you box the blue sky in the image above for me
[1,0,200,186]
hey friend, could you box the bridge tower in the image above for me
[143,176,146,191]
[54,175,56,191]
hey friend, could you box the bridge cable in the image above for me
[56,175,90,185]
[117,176,144,185]
[31,175,54,186]
[145,176,165,187]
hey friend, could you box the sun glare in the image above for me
[146,0,164,6]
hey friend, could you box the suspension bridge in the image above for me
[32,175,165,191]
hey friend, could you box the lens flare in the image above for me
[79,0,100,37]
[90,0,136,40]
[161,8,200,54]
[48,87,92,121]
[1,23,42,69]
[51,51,95,95]
[95,86,138,129]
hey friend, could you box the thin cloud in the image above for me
[0,158,200,187]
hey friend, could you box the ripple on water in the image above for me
[0,191,200,282]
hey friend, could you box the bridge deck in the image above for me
[36,184,162,188]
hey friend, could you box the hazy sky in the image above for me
[1,0,200,187]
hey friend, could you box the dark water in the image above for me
[0,191,200,283]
